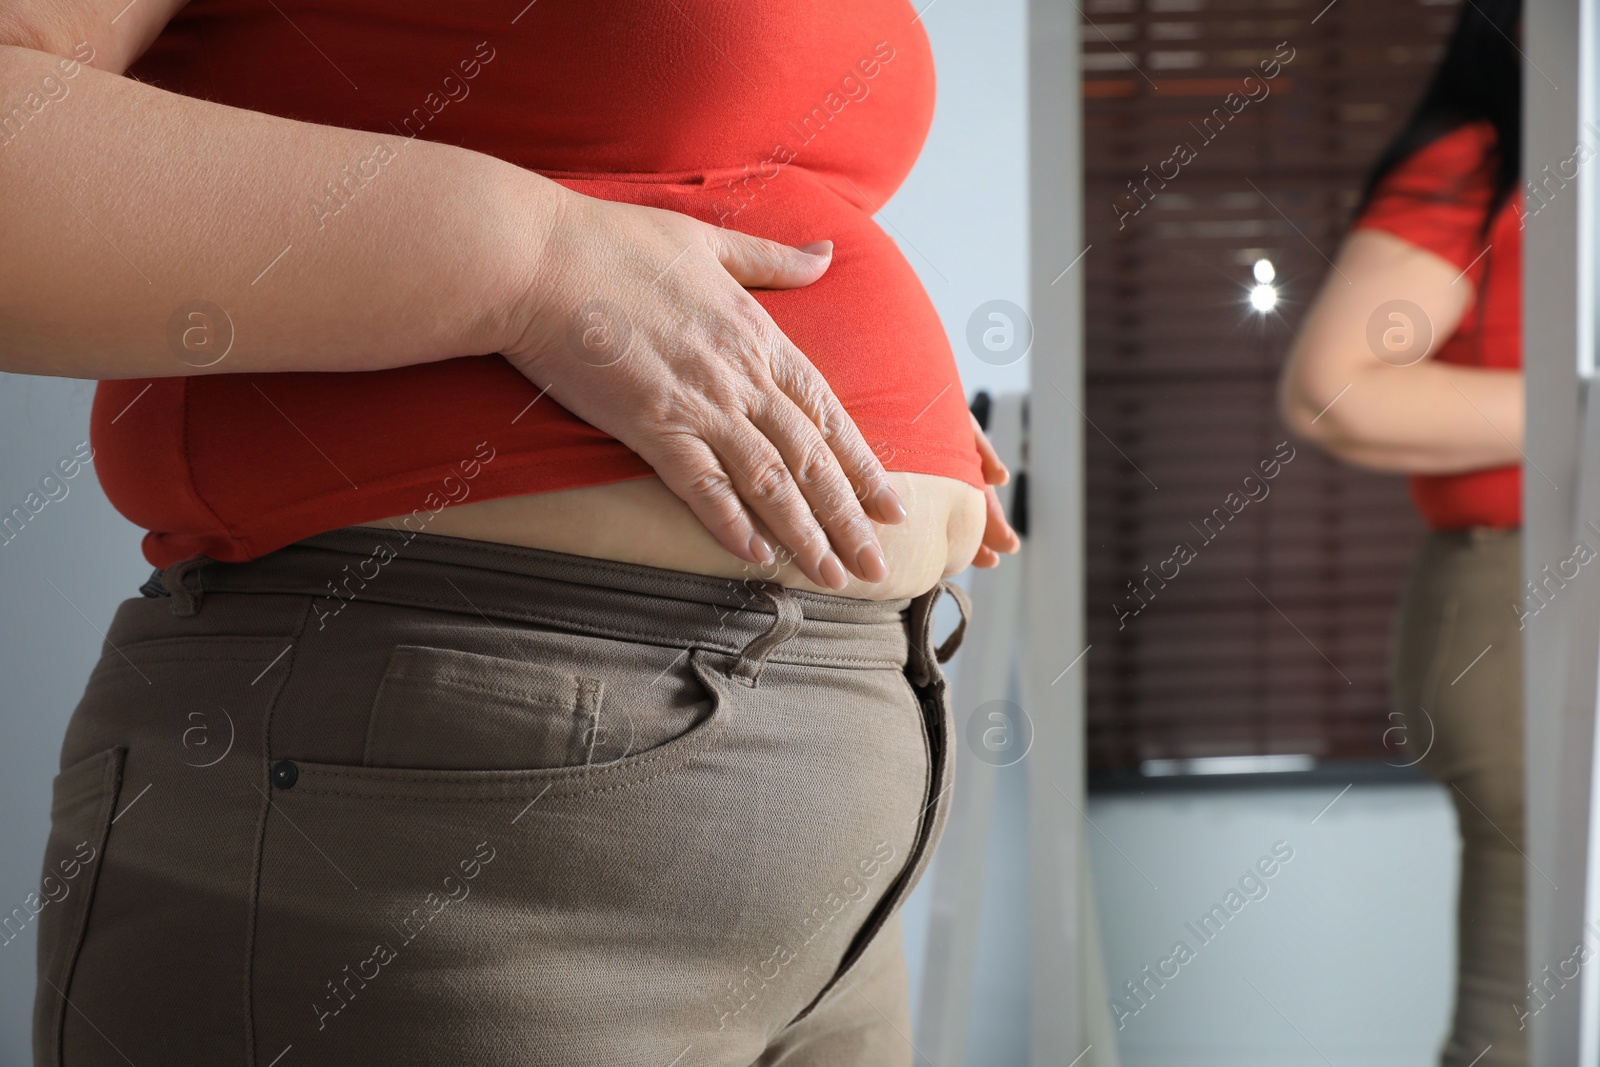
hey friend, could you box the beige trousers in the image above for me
[32,527,965,1066]
[1390,527,1525,1067]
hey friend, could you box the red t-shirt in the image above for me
[1351,120,1522,531]
[93,0,984,568]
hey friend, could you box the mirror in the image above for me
[1079,1,1523,1064]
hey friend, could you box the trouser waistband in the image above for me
[144,527,969,687]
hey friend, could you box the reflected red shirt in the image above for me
[1352,120,1522,531]
[94,0,983,567]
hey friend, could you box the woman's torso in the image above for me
[96,0,985,593]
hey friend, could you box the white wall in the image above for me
[1088,784,1457,1067]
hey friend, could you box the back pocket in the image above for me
[32,746,124,1067]
[361,642,702,772]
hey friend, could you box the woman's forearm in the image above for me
[1283,358,1523,474]
[0,42,557,379]
[1278,228,1522,476]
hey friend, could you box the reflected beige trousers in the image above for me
[32,527,965,1067]
[1391,527,1525,1067]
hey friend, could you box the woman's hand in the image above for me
[502,188,907,591]
[969,413,1020,569]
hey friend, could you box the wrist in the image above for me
[477,160,575,362]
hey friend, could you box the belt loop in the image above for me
[138,567,169,598]
[908,580,972,688]
[161,555,211,617]
[933,580,972,664]
[730,583,803,687]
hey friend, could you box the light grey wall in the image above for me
[0,374,152,1053]
[894,0,1030,404]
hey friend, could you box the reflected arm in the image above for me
[1277,228,1523,475]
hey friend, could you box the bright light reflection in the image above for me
[1249,283,1277,312]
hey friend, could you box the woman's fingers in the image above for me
[646,434,775,567]
[748,397,890,585]
[701,226,900,578]
[972,411,1009,486]
[711,228,834,290]
[710,419,858,589]
[969,416,1018,570]
[769,340,906,526]
[980,483,1020,562]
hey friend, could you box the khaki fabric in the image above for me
[33,527,962,1067]
[1390,528,1525,1067]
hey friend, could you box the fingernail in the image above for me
[872,485,907,523]
[857,544,889,583]
[819,552,850,590]
[748,532,775,564]
[798,240,834,258]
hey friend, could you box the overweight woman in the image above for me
[1280,2,1524,1063]
[0,2,1018,1064]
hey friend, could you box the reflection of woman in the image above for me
[2,2,1017,1063]
[1280,2,1523,1063]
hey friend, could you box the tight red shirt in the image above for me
[1351,120,1522,531]
[92,0,984,568]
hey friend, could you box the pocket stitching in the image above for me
[361,645,587,767]
[378,676,578,707]
[293,649,733,802]
[38,746,125,1067]
[382,645,584,703]
[289,739,721,805]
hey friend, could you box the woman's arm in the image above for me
[0,38,564,379]
[2,0,566,378]
[1277,228,1523,474]
[0,1,907,589]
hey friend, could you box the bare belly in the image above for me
[356,472,986,600]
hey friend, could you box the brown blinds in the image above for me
[1081,0,1457,775]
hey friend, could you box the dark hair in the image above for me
[1355,0,1522,224]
